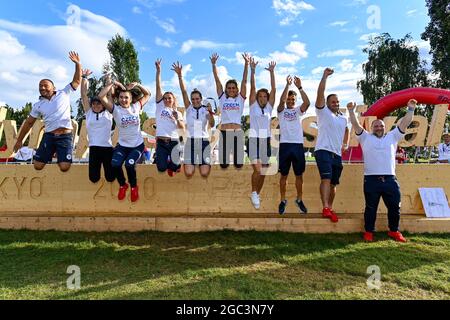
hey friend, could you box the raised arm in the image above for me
[342,127,350,154]
[206,103,216,128]
[294,76,310,113]
[249,57,258,105]
[210,53,223,97]
[398,99,417,133]
[316,68,334,108]
[171,61,190,109]
[68,51,82,90]
[266,61,277,107]
[127,82,151,108]
[13,116,37,153]
[240,53,250,98]
[80,69,92,112]
[98,81,124,112]
[347,102,364,135]
[278,76,292,113]
[155,58,163,102]
[172,110,185,130]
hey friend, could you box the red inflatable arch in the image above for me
[363,87,450,119]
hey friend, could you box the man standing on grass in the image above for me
[314,68,349,223]
[347,99,417,242]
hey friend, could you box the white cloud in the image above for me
[318,49,355,58]
[180,40,240,54]
[154,17,177,33]
[359,33,379,42]
[155,36,176,48]
[1,71,19,83]
[272,0,315,26]
[285,41,308,58]
[0,5,129,108]
[338,59,354,71]
[406,9,418,17]
[132,6,143,14]
[330,21,349,27]
[311,66,327,75]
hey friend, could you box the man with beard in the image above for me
[347,99,417,242]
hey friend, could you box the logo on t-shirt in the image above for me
[283,110,298,121]
[222,102,241,111]
[161,109,174,120]
[121,115,139,127]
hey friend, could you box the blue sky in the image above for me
[0,0,431,116]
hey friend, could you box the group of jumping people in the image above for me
[12,51,417,242]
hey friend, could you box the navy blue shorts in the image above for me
[315,149,343,185]
[33,132,73,164]
[278,143,305,176]
[246,137,271,165]
[184,138,211,166]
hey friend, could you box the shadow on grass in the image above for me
[0,230,449,299]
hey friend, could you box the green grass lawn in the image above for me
[0,230,449,300]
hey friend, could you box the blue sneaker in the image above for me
[278,200,287,215]
[295,199,308,214]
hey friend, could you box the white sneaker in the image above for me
[251,191,260,209]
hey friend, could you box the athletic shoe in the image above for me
[278,200,287,215]
[388,231,407,243]
[131,186,139,202]
[363,232,374,242]
[322,207,339,223]
[251,191,260,210]
[295,199,308,214]
[118,183,129,201]
[167,169,174,177]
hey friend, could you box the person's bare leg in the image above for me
[34,161,46,171]
[280,175,288,201]
[320,179,331,208]
[329,184,337,208]
[58,162,71,172]
[184,164,195,178]
[199,165,211,178]
[295,175,303,201]
[251,163,261,193]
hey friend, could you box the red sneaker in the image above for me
[363,232,374,242]
[167,169,174,177]
[131,186,139,202]
[118,183,129,200]
[322,207,339,223]
[388,231,407,243]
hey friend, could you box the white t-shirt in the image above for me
[357,127,405,176]
[112,102,143,148]
[30,83,75,133]
[315,106,348,156]
[155,100,182,140]
[185,105,209,139]
[249,102,273,138]
[219,93,245,125]
[86,108,113,147]
[438,142,450,162]
[278,106,305,144]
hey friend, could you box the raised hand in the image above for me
[127,82,138,90]
[407,99,418,109]
[294,76,302,89]
[171,61,183,76]
[69,51,80,64]
[242,52,251,64]
[250,57,258,70]
[265,61,276,72]
[114,81,126,91]
[82,69,92,78]
[210,53,219,65]
[172,110,179,120]
[155,58,162,71]
[323,68,334,78]
[286,75,293,86]
[346,102,357,111]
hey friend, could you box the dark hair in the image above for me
[40,79,55,86]
[191,88,203,100]
[256,88,270,99]
[225,79,239,89]
[90,97,102,104]
[288,90,297,97]
[326,94,338,103]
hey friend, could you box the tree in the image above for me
[0,103,32,147]
[421,0,450,88]
[357,33,429,108]
[107,34,140,85]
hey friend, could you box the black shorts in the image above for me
[315,149,343,185]
[246,137,271,165]
[33,132,73,163]
[278,143,305,176]
[184,138,211,166]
